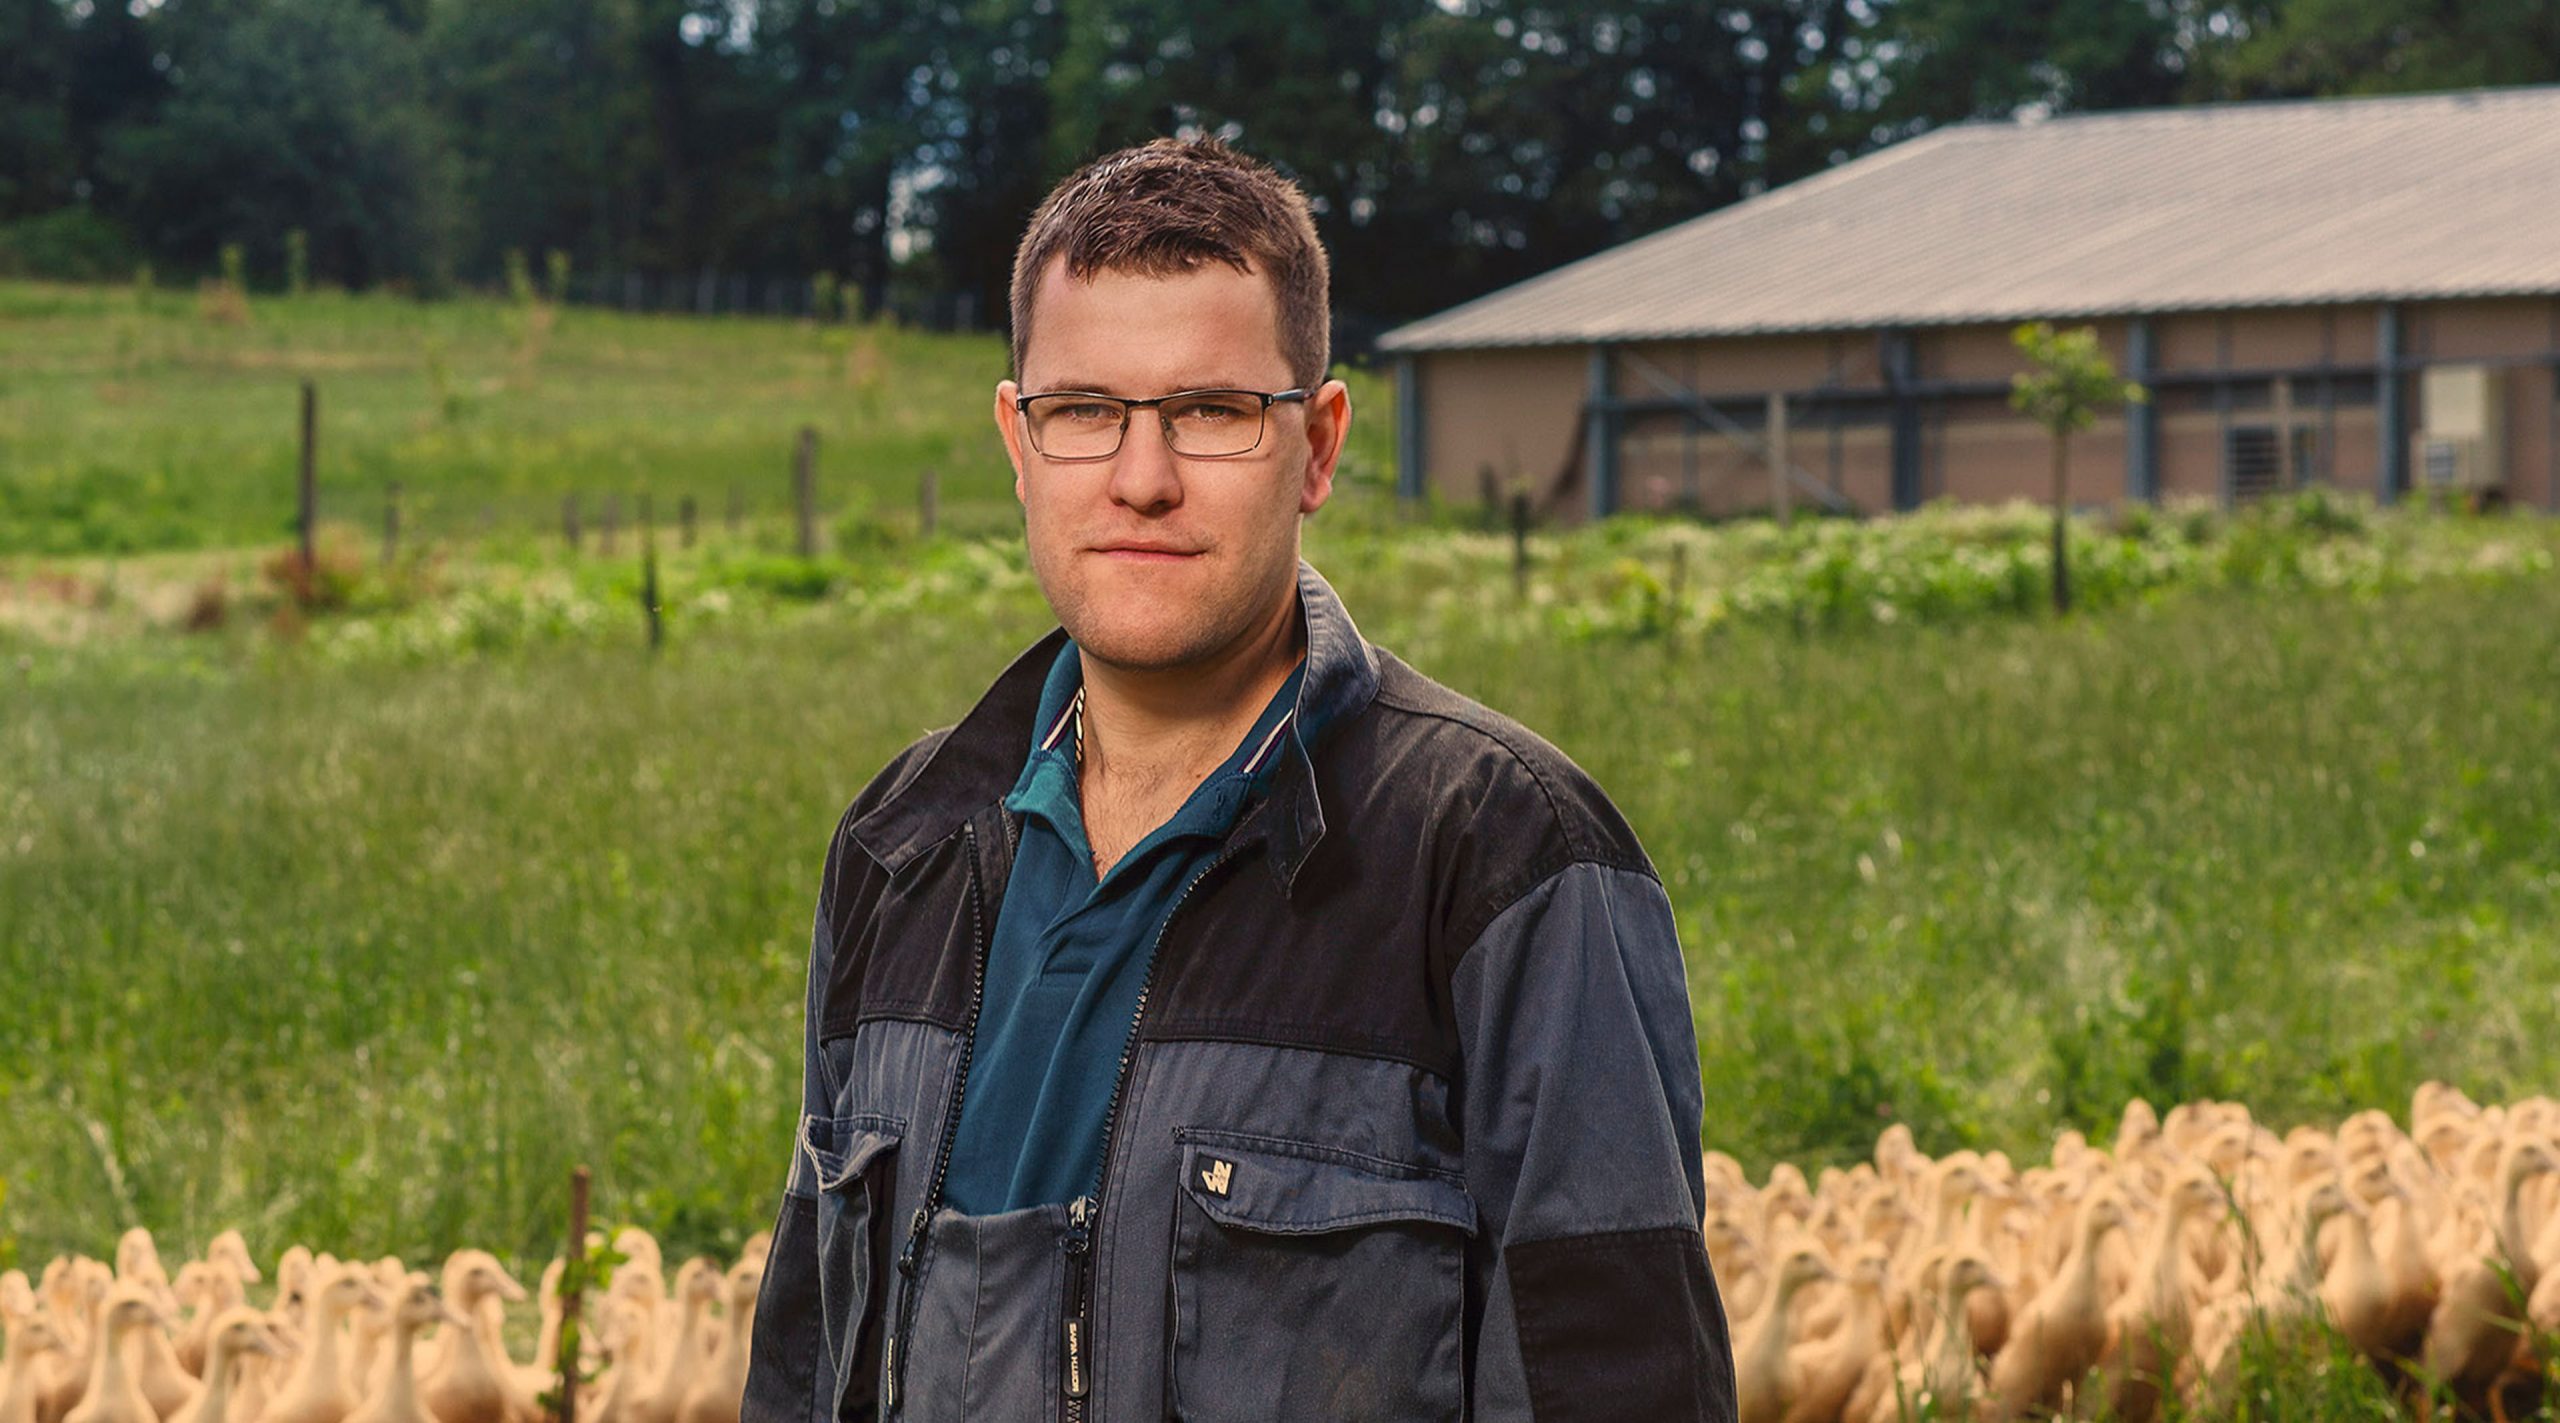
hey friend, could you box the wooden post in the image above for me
[919,467,939,540]
[600,493,620,558]
[1479,465,1500,530]
[679,495,697,550]
[563,495,581,553]
[297,380,318,570]
[640,495,662,653]
[1510,492,1531,599]
[1766,391,1792,525]
[794,427,819,557]
[2272,375,2297,489]
[382,481,401,568]
[559,1165,591,1423]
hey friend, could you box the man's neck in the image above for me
[1077,587,1302,804]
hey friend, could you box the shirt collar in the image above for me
[849,558,1378,895]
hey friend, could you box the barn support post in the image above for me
[2379,304,2407,504]
[2126,318,2159,503]
[1882,329,1921,512]
[1586,345,1620,519]
[1394,354,1426,502]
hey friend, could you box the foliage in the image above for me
[0,206,138,281]
[33,0,2546,326]
[2011,322,2148,439]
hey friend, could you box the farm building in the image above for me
[1377,85,2560,520]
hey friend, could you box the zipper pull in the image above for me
[898,1206,929,1279]
[1061,1195,1096,1400]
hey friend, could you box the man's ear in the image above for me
[1298,378,1351,515]
[994,380,1029,503]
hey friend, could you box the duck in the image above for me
[171,1309,281,1423]
[346,1282,466,1423]
[586,1299,659,1423]
[421,1255,536,1423]
[1985,1187,2131,1419]
[2320,1169,2398,1367]
[629,1262,721,1423]
[1790,1245,1890,1423]
[260,1265,387,1423]
[2102,1170,2223,1423]
[672,1258,760,1423]
[41,1262,112,1423]
[62,1286,177,1423]
[1871,1251,2003,1423]
[1736,1241,1838,1423]
[2419,1138,2558,1413]
[2,1316,67,1423]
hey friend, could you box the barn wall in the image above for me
[1400,296,2560,520]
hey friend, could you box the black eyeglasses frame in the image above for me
[1011,387,1312,461]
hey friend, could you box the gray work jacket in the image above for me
[742,561,1736,1422]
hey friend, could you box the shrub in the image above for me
[0,207,138,281]
[262,544,362,613]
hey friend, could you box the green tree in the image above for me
[2010,321,2146,615]
[2217,0,2560,96]
[102,0,458,289]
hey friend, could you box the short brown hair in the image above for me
[1008,136,1330,389]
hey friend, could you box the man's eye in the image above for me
[1056,402,1121,424]
[1169,397,1250,424]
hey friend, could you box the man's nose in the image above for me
[1106,410,1184,514]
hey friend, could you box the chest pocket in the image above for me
[800,1112,903,1423]
[1166,1130,1476,1423]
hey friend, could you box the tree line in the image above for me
[3,0,2553,339]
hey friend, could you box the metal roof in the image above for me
[1375,86,2560,352]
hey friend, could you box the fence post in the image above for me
[563,494,581,553]
[680,495,697,550]
[794,427,819,557]
[640,495,662,653]
[1479,465,1499,531]
[382,481,401,568]
[1511,492,1531,599]
[600,493,620,558]
[298,380,318,570]
[559,1165,591,1423]
[919,467,939,540]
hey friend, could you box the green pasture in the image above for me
[6,282,2560,1314]
[0,279,1398,557]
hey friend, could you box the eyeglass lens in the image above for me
[1024,392,1271,459]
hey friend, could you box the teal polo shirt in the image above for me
[939,639,1311,1215]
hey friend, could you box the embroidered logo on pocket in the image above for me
[1200,1158,1234,1196]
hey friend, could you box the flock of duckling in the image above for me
[1717,1084,2560,1422]
[0,1230,766,1423]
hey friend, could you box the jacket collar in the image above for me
[849,558,1380,895]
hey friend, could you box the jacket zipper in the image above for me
[1058,841,1247,1423]
[884,817,994,1420]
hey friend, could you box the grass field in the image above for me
[0,279,1397,556]
[5,283,2560,1297]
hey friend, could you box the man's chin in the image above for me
[1062,614,1224,673]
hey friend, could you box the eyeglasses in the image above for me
[1014,387,1310,460]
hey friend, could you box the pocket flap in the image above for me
[799,1113,903,1194]
[1179,1136,1476,1237]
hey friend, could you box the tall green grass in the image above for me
[6,544,2558,1272]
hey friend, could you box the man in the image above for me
[743,136,1733,1423]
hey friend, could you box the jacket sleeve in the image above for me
[742,827,850,1423]
[1453,859,1737,1423]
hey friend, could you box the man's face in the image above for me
[995,255,1349,672]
